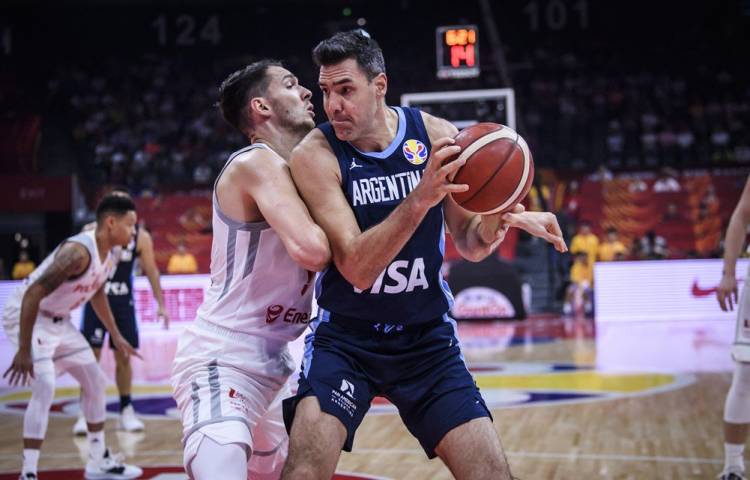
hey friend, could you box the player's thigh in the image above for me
[435,417,511,480]
[174,362,279,453]
[53,323,97,374]
[249,382,292,475]
[283,322,373,454]
[81,303,107,348]
[732,279,750,362]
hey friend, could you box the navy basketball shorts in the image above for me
[81,300,139,350]
[282,313,492,458]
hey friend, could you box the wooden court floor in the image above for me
[0,317,733,479]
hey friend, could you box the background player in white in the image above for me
[2,193,143,480]
[170,60,330,480]
[74,188,169,434]
[717,174,750,480]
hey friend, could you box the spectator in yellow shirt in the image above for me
[564,253,593,316]
[598,228,628,261]
[570,220,599,271]
[167,241,198,274]
[11,251,35,280]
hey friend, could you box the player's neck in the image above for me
[349,105,397,153]
[94,229,112,262]
[251,124,306,161]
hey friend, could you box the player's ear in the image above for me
[373,73,387,98]
[249,97,272,119]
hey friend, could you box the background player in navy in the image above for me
[75,189,169,434]
[282,30,567,480]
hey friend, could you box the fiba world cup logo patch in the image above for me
[402,139,428,165]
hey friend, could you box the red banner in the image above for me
[0,176,71,212]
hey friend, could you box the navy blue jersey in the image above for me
[103,223,139,307]
[315,106,454,325]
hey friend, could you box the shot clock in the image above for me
[435,25,479,79]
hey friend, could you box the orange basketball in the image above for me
[449,122,534,214]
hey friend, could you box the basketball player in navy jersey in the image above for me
[281,30,567,480]
[74,188,169,434]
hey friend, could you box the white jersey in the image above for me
[2,229,118,327]
[195,143,314,342]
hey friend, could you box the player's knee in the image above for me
[114,349,131,366]
[725,361,750,424]
[281,459,320,480]
[31,373,55,407]
[733,362,750,397]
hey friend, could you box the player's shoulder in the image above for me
[416,109,458,140]
[226,144,286,178]
[290,128,335,167]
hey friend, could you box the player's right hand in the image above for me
[3,350,34,387]
[412,137,468,209]
[112,335,143,360]
[717,273,739,311]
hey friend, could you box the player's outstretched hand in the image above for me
[717,273,739,312]
[501,210,568,253]
[413,137,468,209]
[158,305,170,330]
[112,335,143,360]
[3,350,34,387]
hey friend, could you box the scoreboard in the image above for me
[436,25,479,79]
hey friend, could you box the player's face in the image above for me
[319,58,382,142]
[108,211,137,247]
[264,66,315,132]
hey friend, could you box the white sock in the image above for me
[87,430,106,459]
[22,448,40,473]
[726,442,746,471]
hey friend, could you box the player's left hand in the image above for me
[112,334,143,360]
[157,305,170,330]
[501,210,568,253]
[717,273,739,311]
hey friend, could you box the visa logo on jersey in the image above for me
[402,139,428,165]
[354,257,429,294]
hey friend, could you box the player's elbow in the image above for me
[337,256,378,291]
[288,238,331,272]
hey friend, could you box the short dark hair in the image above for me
[96,192,136,221]
[312,29,385,80]
[218,59,281,134]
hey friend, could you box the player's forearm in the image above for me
[144,267,166,307]
[723,207,750,277]
[338,195,431,290]
[18,286,44,352]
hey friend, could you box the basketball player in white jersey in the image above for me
[3,193,143,480]
[73,188,169,435]
[717,174,750,480]
[170,60,330,479]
